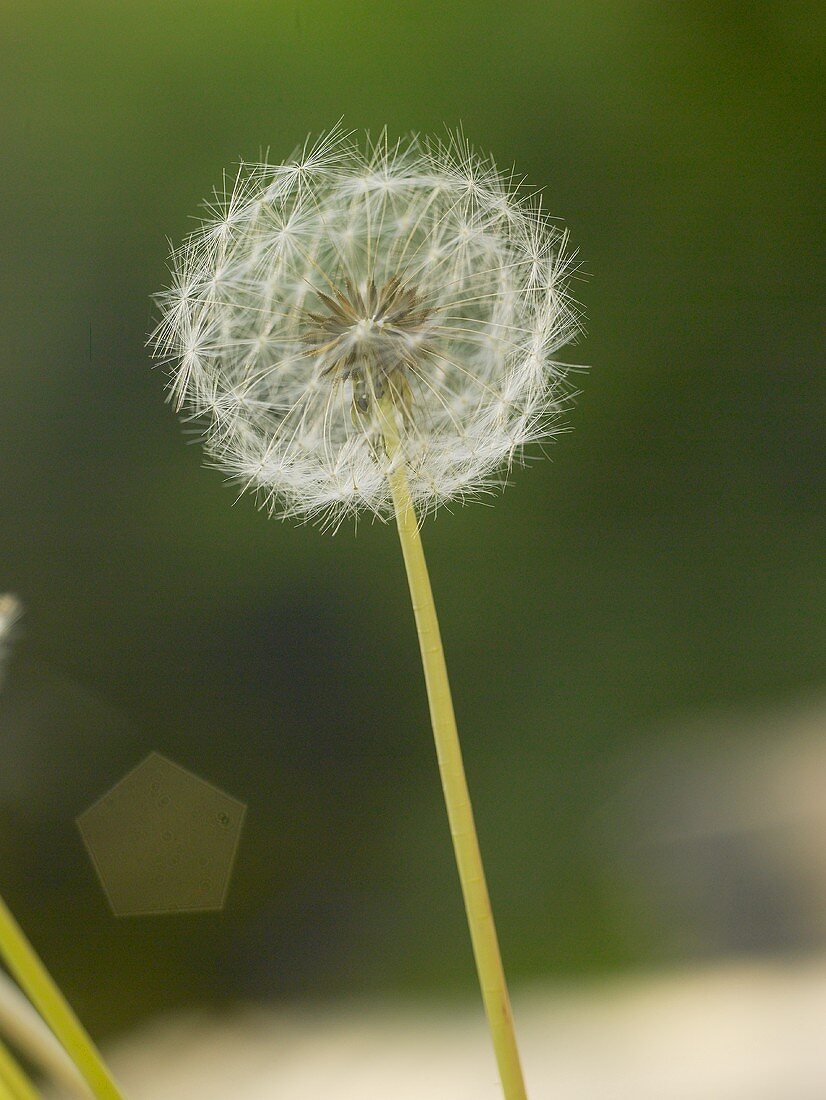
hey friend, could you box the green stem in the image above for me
[0,897,122,1099]
[0,970,90,1098]
[379,397,529,1100]
[0,1037,40,1100]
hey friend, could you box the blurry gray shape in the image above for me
[77,752,245,916]
[607,696,826,955]
[0,593,22,690]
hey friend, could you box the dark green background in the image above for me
[0,2,822,1037]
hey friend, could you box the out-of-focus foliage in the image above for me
[0,1,822,1037]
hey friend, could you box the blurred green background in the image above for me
[0,0,822,1040]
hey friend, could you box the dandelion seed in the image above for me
[151,128,585,1100]
[151,127,581,526]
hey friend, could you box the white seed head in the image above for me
[151,128,582,526]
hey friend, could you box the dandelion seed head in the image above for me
[151,127,582,525]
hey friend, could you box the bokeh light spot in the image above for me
[77,752,246,916]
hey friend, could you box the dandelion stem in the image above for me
[379,397,529,1100]
[0,897,123,1100]
[0,1037,41,1100]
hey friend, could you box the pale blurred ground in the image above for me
[79,956,826,1099]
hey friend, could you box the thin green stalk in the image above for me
[379,396,529,1100]
[0,1037,40,1100]
[0,897,123,1100]
[0,970,90,1098]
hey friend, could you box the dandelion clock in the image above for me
[152,128,582,1100]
